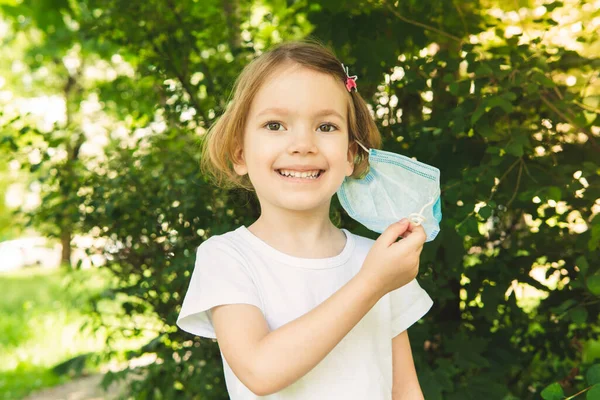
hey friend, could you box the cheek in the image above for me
[326,149,352,176]
[346,159,354,176]
[331,138,351,164]
[246,140,276,170]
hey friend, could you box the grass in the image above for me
[0,266,157,399]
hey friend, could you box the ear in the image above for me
[346,141,357,177]
[232,145,248,176]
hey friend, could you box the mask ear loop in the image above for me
[355,140,400,220]
[408,194,438,226]
[355,140,370,154]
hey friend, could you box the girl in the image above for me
[177,40,433,399]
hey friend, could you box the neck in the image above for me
[247,200,346,258]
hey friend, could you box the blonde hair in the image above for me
[201,40,382,191]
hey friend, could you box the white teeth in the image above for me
[278,169,321,179]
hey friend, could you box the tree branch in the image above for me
[540,94,599,151]
[161,0,217,124]
[223,0,242,56]
[505,160,523,209]
[385,1,463,43]
[147,34,206,123]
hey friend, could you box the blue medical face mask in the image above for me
[336,141,442,242]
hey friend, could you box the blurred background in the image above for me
[0,0,599,399]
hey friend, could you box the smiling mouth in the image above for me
[276,169,325,180]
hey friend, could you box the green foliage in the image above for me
[0,267,119,398]
[76,128,255,398]
[541,382,565,400]
[541,363,600,399]
[0,155,20,240]
[1,0,599,398]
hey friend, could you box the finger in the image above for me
[400,221,417,238]
[400,220,427,239]
[410,223,426,236]
[395,225,427,249]
[404,225,427,247]
[377,219,411,247]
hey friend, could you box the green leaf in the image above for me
[506,141,524,157]
[490,154,503,166]
[548,186,562,201]
[420,368,444,400]
[443,74,455,84]
[587,275,600,296]
[552,299,576,313]
[474,115,494,138]
[478,206,492,219]
[587,365,600,385]
[475,63,493,76]
[486,96,513,114]
[532,70,556,88]
[525,82,539,95]
[589,224,600,251]
[587,384,600,400]
[452,116,466,134]
[502,91,517,101]
[457,217,479,237]
[449,82,459,95]
[569,307,587,324]
[545,1,564,12]
[471,105,486,125]
[30,163,42,173]
[540,382,564,400]
[576,256,589,275]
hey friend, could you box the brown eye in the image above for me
[318,123,337,132]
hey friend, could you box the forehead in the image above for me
[248,63,348,119]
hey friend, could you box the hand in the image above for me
[358,219,427,297]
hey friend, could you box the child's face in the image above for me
[234,63,354,215]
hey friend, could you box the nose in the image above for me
[287,126,318,155]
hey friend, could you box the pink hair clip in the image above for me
[342,63,358,92]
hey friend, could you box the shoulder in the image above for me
[344,229,376,250]
[343,229,376,260]
[195,228,248,262]
[190,229,262,281]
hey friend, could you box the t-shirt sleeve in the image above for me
[389,278,433,337]
[176,237,263,339]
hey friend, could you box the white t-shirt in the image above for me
[177,226,433,399]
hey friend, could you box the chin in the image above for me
[275,195,331,212]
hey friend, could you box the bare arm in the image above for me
[211,273,383,396]
[392,330,424,400]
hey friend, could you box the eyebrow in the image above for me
[255,107,345,120]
